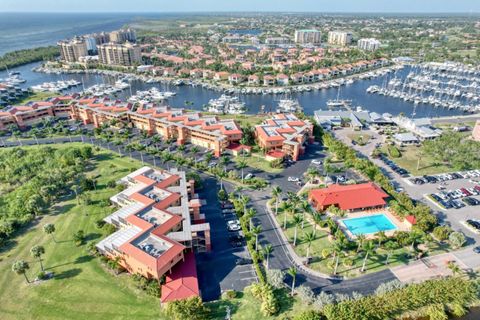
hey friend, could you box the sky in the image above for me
[1,0,480,13]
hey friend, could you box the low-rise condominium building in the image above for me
[96,166,210,301]
[127,104,243,157]
[255,113,314,161]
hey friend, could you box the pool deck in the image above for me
[334,208,411,240]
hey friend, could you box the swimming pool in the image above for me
[341,214,398,236]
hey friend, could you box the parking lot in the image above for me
[398,170,480,242]
[195,177,257,301]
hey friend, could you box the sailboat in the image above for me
[326,86,352,108]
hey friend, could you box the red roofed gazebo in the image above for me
[308,182,389,212]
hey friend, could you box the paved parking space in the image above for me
[195,177,256,301]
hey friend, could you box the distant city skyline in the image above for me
[1,0,480,13]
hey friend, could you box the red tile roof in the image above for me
[309,183,389,211]
[161,252,199,303]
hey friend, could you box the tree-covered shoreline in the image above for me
[0,46,59,70]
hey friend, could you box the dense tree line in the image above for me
[0,46,59,69]
[422,132,480,171]
[322,277,478,320]
[0,146,93,245]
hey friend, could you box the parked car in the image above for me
[235,258,253,265]
[463,197,480,206]
[244,173,254,180]
[227,220,241,232]
[311,159,322,165]
[473,246,480,254]
[288,176,299,182]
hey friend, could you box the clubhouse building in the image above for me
[308,182,389,212]
[96,166,210,303]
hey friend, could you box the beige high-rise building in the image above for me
[109,29,137,44]
[327,31,353,46]
[58,37,88,63]
[97,42,141,66]
[294,29,322,45]
[358,38,381,51]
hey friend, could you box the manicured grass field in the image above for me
[17,92,60,104]
[0,144,162,320]
[347,133,371,146]
[234,153,282,174]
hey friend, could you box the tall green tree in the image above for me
[43,223,56,243]
[12,260,30,284]
[30,245,46,271]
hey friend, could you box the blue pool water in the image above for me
[342,214,397,236]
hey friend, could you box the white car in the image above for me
[288,176,299,182]
[227,220,241,232]
[311,159,321,165]
[244,173,254,180]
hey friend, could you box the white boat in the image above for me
[276,99,302,113]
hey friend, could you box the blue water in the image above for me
[342,214,397,235]
[0,13,140,55]
[0,62,467,118]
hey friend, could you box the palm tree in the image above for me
[239,195,250,217]
[292,214,303,246]
[299,200,311,229]
[246,208,256,231]
[220,156,229,172]
[409,230,424,251]
[304,231,316,262]
[12,260,30,284]
[384,241,398,265]
[287,266,297,296]
[375,231,387,247]
[30,245,46,271]
[356,235,366,253]
[262,244,274,269]
[43,223,56,243]
[282,202,294,230]
[447,261,461,276]
[272,185,282,215]
[237,160,247,182]
[306,167,320,183]
[361,241,376,273]
[312,212,323,237]
[252,225,262,251]
[332,241,343,275]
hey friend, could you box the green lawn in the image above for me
[347,133,371,146]
[273,206,450,278]
[234,153,282,174]
[384,145,451,176]
[203,113,268,127]
[16,92,60,105]
[208,287,311,320]
[0,144,162,320]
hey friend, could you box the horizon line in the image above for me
[1,10,479,14]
